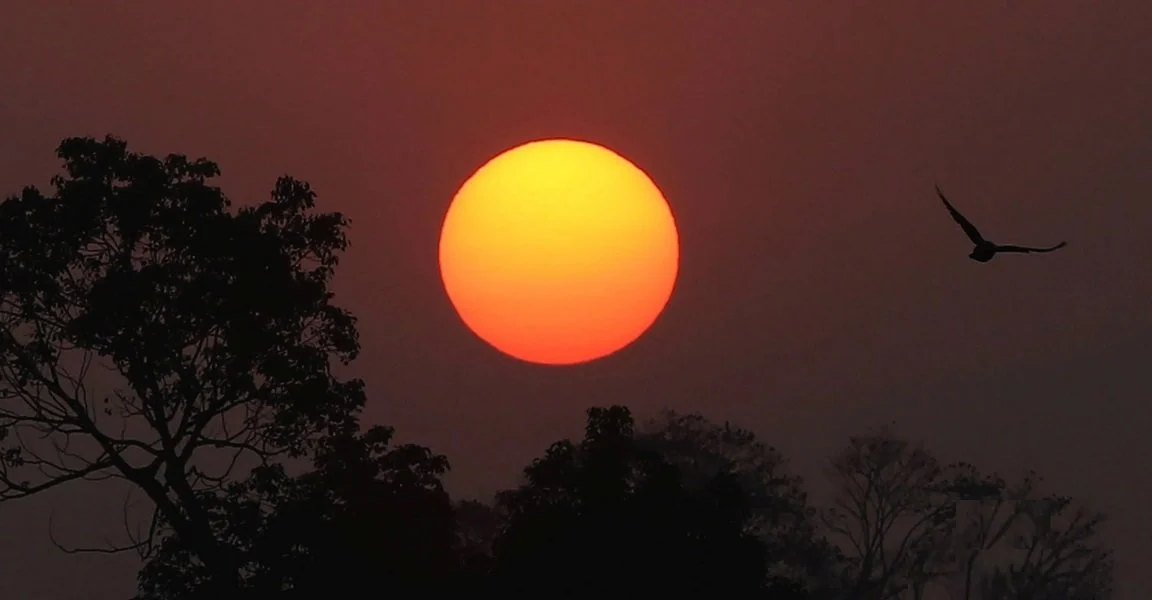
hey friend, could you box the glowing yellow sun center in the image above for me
[438,139,680,365]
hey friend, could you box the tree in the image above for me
[637,410,840,594]
[0,136,364,589]
[135,425,466,599]
[821,428,957,599]
[942,466,1113,599]
[490,406,796,597]
[453,497,501,574]
[822,429,1115,600]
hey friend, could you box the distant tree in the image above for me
[0,136,364,590]
[453,497,501,574]
[490,405,802,597]
[822,429,1115,600]
[821,428,957,599]
[135,424,465,599]
[942,465,1113,599]
[637,410,841,594]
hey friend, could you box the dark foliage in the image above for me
[0,135,364,588]
[638,410,844,594]
[489,406,805,597]
[136,425,466,598]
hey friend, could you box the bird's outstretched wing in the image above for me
[996,241,1067,254]
[936,185,986,245]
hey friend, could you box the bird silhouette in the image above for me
[935,185,1067,263]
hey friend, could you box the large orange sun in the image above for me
[438,139,679,365]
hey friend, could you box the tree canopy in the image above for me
[489,406,794,596]
[135,426,464,598]
[0,135,365,589]
[822,428,1113,599]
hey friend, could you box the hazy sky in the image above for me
[2,2,1150,597]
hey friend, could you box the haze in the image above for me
[1,2,1150,597]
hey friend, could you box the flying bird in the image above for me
[935,185,1067,263]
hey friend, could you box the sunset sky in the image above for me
[1,2,1150,597]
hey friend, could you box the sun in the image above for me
[438,139,680,365]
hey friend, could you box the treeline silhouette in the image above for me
[0,137,1113,599]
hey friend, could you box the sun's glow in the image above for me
[438,139,679,365]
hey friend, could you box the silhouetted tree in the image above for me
[822,429,1115,600]
[0,136,363,590]
[637,410,842,594]
[454,498,501,574]
[490,406,803,597]
[941,465,1113,599]
[821,428,957,598]
[135,424,466,598]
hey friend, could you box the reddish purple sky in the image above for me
[2,3,1151,598]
